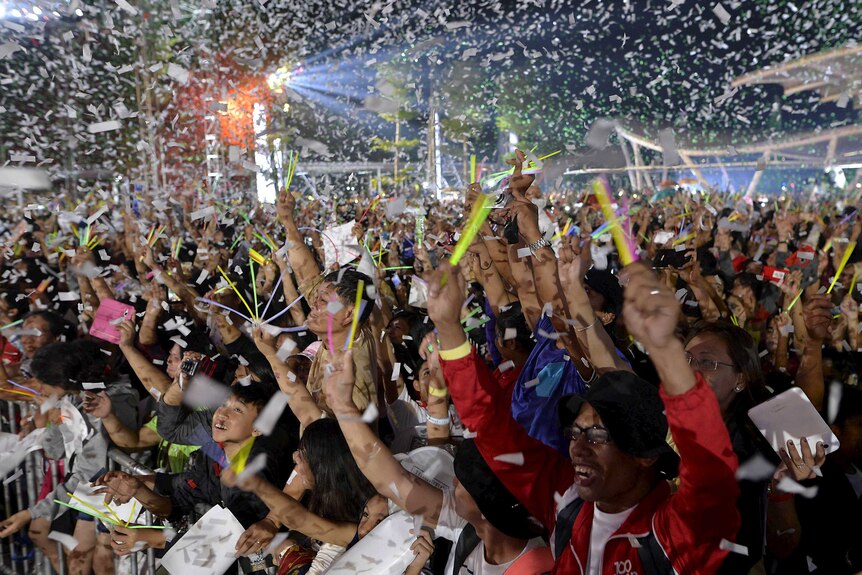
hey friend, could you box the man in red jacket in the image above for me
[429,261,741,575]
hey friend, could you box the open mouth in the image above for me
[573,464,598,486]
[213,421,228,431]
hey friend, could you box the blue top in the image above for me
[511,314,628,454]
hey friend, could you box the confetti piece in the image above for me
[87,121,122,134]
[719,539,748,556]
[253,392,289,436]
[493,452,525,466]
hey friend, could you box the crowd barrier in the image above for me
[0,401,159,575]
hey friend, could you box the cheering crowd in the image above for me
[0,150,860,575]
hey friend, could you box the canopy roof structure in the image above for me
[567,45,862,194]
[731,44,862,109]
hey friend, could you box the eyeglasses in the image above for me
[685,354,735,372]
[564,424,612,445]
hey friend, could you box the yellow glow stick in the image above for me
[470,154,477,183]
[537,149,561,161]
[348,280,365,350]
[786,289,804,311]
[672,232,695,247]
[592,178,636,265]
[229,437,256,474]
[249,261,260,322]
[1,388,36,398]
[827,241,856,294]
[216,266,256,320]
[850,272,858,298]
[54,500,119,526]
[249,248,266,266]
[126,501,137,527]
[68,493,123,526]
[449,193,493,266]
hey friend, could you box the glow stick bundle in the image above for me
[592,178,637,265]
[285,150,299,191]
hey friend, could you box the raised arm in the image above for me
[795,294,833,411]
[252,326,323,428]
[82,392,160,451]
[324,349,444,527]
[276,189,321,289]
[558,237,631,373]
[620,262,697,396]
[117,320,171,399]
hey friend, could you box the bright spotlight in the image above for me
[267,65,292,93]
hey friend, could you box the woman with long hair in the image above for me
[684,320,773,574]
[223,418,389,574]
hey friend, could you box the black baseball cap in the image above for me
[453,439,545,540]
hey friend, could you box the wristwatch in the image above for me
[527,237,551,255]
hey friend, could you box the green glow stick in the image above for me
[786,289,804,311]
[449,193,492,266]
[470,154,477,183]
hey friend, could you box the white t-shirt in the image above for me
[586,506,635,575]
[435,490,546,575]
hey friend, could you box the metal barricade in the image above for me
[0,401,161,575]
[106,449,157,575]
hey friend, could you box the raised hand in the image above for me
[322,349,357,416]
[276,189,295,222]
[506,149,534,195]
[117,319,136,349]
[620,262,680,352]
[252,325,279,359]
[426,263,467,328]
[802,294,834,342]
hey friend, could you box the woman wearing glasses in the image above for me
[684,321,774,575]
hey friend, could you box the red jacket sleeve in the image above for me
[440,348,574,531]
[658,374,741,572]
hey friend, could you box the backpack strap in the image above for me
[635,533,674,575]
[452,523,481,573]
[553,498,584,558]
[505,546,555,574]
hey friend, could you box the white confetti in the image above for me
[493,452,525,466]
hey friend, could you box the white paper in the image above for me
[159,505,246,575]
[748,387,840,457]
[325,510,415,575]
[0,428,46,479]
[72,483,142,526]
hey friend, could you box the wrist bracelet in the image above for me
[427,386,448,398]
[426,414,451,426]
[527,237,551,255]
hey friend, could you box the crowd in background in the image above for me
[0,152,860,575]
